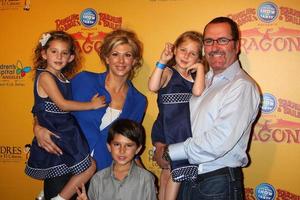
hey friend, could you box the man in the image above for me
[155,17,261,199]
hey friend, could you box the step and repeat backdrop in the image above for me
[0,0,299,199]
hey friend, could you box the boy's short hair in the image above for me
[107,119,145,147]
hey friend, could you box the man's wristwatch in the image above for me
[162,145,171,162]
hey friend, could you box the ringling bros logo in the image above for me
[245,183,300,200]
[228,2,300,54]
[253,93,300,144]
[255,183,276,200]
[55,9,122,54]
[0,60,31,87]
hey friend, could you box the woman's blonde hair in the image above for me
[99,29,143,80]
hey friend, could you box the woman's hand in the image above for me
[76,183,89,200]
[34,120,62,155]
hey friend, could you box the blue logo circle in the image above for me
[80,8,98,27]
[261,93,277,114]
[255,183,276,200]
[257,2,278,23]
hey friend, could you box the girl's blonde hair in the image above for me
[167,31,204,68]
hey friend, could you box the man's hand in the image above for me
[153,142,170,169]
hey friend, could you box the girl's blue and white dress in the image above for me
[25,70,92,180]
[151,67,198,182]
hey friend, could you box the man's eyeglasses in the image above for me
[203,37,235,46]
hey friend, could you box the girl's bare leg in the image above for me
[159,169,171,200]
[59,159,96,199]
[164,177,180,200]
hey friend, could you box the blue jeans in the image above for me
[176,167,244,200]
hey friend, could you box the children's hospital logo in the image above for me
[15,60,31,77]
[0,60,31,87]
[228,2,300,54]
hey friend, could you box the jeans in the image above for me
[176,167,244,200]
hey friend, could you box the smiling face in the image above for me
[105,44,136,79]
[42,40,74,75]
[204,22,239,75]
[174,38,201,69]
[107,133,141,168]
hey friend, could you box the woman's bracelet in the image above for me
[156,61,166,69]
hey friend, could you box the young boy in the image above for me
[76,119,157,200]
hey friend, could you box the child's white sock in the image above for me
[50,194,66,200]
[36,190,44,200]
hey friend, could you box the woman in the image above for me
[33,29,146,198]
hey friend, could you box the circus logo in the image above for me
[246,184,300,199]
[277,98,300,119]
[55,9,123,55]
[253,94,300,144]
[227,2,300,54]
[255,183,276,200]
[80,8,98,28]
[257,2,279,23]
[261,93,277,114]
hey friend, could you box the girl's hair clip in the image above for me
[39,33,51,47]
